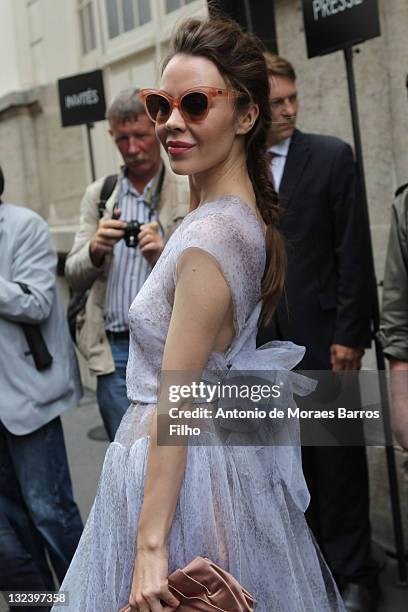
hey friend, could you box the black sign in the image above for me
[58,70,106,127]
[302,0,380,58]
[208,0,278,53]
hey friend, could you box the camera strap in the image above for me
[112,165,165,221]
[17,282,53,371]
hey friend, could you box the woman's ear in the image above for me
[236,104,259,135]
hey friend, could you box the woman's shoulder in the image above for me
[174,195,265,282]
[181,195,265,243]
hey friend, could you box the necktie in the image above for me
[265,150,278,191]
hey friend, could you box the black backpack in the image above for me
[67,175,118,342]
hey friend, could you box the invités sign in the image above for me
[302,0,380,57]
[58,70,106,127]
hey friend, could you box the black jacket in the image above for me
[259,129,373,369]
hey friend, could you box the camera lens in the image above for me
[123,220,142,248]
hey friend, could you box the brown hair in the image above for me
[163,18,286,325]
[264,52,296,82]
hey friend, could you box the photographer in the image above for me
[0,165,83,600]
[65,88,189,441]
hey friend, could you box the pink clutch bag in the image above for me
[119,556,256,611]
[167,556,256,611]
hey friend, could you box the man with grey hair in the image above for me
[65,88,189,440]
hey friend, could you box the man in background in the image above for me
[380,182,408,450]
[65,88,189,441]
[0,165,83,603]
[258,54,380,612]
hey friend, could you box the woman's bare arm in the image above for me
[128,248,233,611]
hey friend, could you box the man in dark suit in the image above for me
[258,54,380,612]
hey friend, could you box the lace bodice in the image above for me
[126,196,266,403]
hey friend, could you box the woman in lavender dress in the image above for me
[55,18,345,612]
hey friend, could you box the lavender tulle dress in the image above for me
[55,197,345,611]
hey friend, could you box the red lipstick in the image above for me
[167,141,196,156]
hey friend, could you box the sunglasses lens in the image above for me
[146,94,170,123]
[182,92,209,120]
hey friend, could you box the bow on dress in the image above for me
[210,302,316,512]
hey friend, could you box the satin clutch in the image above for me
[167,556,256,611]
[119,556,256,611]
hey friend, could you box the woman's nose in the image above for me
[165,105,186,131]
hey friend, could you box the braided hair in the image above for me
[163,18,286,325]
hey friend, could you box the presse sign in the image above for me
[302,0,380,57]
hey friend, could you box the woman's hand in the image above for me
[127,545,180,612]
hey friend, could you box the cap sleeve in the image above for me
[174,209,264,333]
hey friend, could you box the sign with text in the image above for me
[302,0,380,58]
[58,70,106,127]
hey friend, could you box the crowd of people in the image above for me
[0,15,407,612]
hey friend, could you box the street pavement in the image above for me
[1,389,407,610]
[61,388,109,520]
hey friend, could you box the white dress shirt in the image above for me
[267,136,292,192]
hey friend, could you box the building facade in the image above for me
[0,0,206,253]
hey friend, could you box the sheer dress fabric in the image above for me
[54,197,345,611]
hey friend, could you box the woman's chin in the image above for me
[168,158,194,176]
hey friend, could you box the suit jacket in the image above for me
[259,129,373,369]
[65,163,189,376]
[0,203,82,435]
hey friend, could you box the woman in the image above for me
[55,18,345,611]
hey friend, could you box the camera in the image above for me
[123,220,143,248]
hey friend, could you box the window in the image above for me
[78,0,96,54]
[122,0,135,31]
[105,0,151,39]
[27,0,46,84]
[165,0,195,13]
